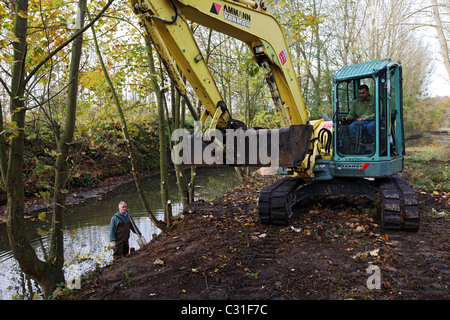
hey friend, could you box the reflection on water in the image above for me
[406,132,449,148]
[0,167,239,299]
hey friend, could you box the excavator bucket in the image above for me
[174,125,313,168]
[276,125,314,167]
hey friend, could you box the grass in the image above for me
[404,144,449,192]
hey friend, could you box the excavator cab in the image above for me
[332,59,405,178]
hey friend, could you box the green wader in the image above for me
[113,220,131,258]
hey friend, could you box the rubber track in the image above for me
[379,174,420,232]
[258,174,419,232]
[258,177,303,225]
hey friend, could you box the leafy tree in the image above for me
[0,0,113,298]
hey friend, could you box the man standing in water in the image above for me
[110,201,142,258]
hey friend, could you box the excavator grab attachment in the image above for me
[173,124,313,167]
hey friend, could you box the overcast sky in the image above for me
[419,25,450,98]
[427,61,450,97]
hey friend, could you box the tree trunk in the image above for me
[5,0,56,299]
[188,167,196,203]
[431,0,450,79]
[171,76,190,209]
[158,85,170,226]
[50,0,88,291]
[89,12,166,232]
[0,99,6,184]
[2,0,114,299]
[6,0,39,295]
[143,35,172,227]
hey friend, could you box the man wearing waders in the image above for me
[110,201,142,258]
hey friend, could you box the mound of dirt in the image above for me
[68,174,449,302]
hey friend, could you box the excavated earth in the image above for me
[68,173,449,301]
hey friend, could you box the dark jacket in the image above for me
[109,211,141,243]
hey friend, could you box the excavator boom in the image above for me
[129,0,313,167]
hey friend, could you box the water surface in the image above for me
[0,167,239,299]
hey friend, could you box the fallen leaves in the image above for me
[249,232,267,241]
[430,208,447,219]
[352,248,385,265]
[153,258,164,266]
[245,270,261,279]
[352,250,369,260]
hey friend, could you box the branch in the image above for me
[26,57,89,111]
[0,77,11,97]
[24,0,114,86]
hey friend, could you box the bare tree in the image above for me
[431,0,450,78]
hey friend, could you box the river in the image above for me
[405,131,449,148]
[0,167,240,300]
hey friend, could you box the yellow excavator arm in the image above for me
[129,0,310,129]
[129,0,329,175]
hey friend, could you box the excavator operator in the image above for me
[342,84,375,142]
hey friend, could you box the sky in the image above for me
[419,27,450,98]
[427,61,450,97]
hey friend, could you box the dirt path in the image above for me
[69,174,449,301]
